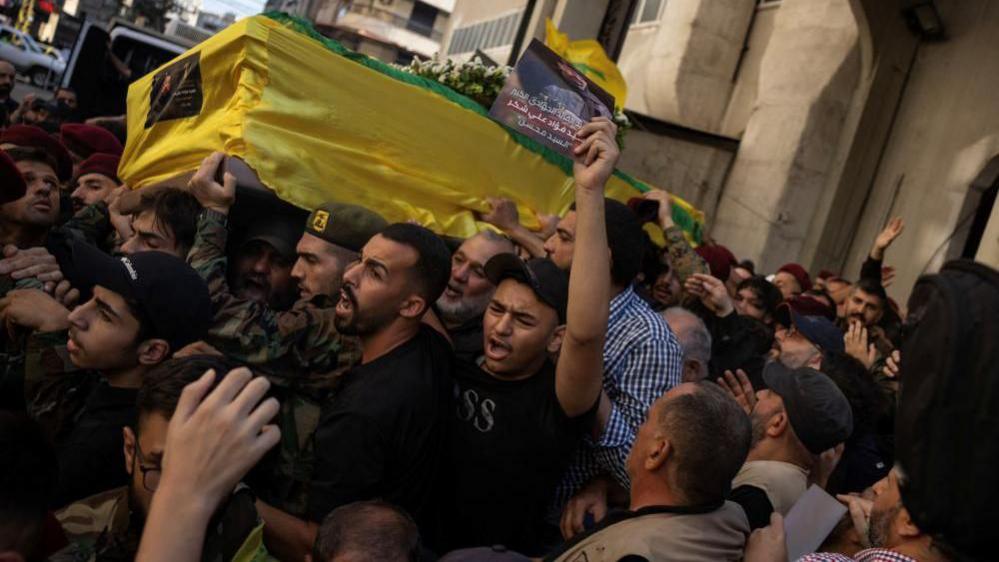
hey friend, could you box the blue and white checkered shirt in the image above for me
[554,285,682,506]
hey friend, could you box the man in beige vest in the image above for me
[730,363,853,530]
[547,382,752,562]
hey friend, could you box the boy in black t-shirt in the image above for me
[442,117,619,555]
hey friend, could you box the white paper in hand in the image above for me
[783,485,848,561]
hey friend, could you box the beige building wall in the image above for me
[710,0,862,273]
[617,0,755,132]
[720,5,780,138]
[442,0,528,63]
[842,0,999,300]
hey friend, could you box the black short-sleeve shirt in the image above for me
[442,359,594,555]
[307,326,453,534]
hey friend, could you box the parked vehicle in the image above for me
[60,18,194,118]
[0,23,66,87]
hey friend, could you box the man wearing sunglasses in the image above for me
[772,302,844,370]
[52,355,271,562]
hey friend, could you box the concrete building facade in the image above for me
[440,0,999,302]
[265,0,452,62]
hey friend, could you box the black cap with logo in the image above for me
[64,240,213,352]
[484,254,569,323]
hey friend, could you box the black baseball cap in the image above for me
[64,240,213,352]
[240,216,302,260]
[762,362,854,454]
[484,254,568,323]
[775,304,845,353]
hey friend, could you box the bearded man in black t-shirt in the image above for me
[441,117,619,556]
[257,222,453,561]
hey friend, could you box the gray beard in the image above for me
[868,502,902,548]
[437,292,492,327]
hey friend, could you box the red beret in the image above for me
[76,153,121,184]
[786,294,836,321]
[695,243,737,281]
[778,263,813,292]
[0,124,74,182]
[59,124,123,159]
[1,149,27,204]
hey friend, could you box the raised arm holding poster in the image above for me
[489,39,615,158]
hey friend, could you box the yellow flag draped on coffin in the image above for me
[119,13,704,243]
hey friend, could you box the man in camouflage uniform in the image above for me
[51,356,272,562]
[642,189,709,310]
[185,152,386,515]
[1,242,212,507]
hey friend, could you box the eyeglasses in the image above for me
[133,441,162,492]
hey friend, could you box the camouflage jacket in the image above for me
[662,225,709,284]
[51,486,273,562]
[60,201,115,252]
[187,212,360,382]
[21,330,94,444]
[187,213,360,516]
[0,275,47,411]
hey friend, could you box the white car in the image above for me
[0,24,66,87]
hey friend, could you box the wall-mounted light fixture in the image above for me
[901,0,946,40]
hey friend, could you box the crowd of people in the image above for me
[1,53,997,562]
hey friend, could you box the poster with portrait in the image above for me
[145,53,204,129]
[488,39,615,158]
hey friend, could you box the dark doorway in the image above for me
[958,155,999,259]
[962,177,998,259]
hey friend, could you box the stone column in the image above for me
[709,0,861,272]
[634,0,755,131]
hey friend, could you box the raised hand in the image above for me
[157,368,280,509]
[106,185,135,242]
[812,443,846,490]
[188,152,236,215]
[572,117,619,193]
[0,289,71,333]
[643,188,674,230]
[872,217,904,260]
[51,280,80,309]
[0,245,64,284]
[479,197,521,232]
[718,369,756,415]
[136,368,280,562]
[883,349,900,380]
[684,273,735,317]
[844,321,877,369]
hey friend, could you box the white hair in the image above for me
[663,307,712,374]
